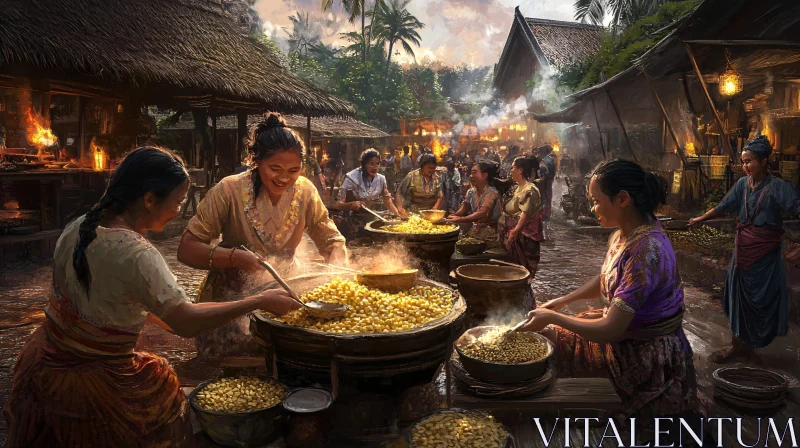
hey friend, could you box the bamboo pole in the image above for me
[682,42,734,161]
[643,70,688,169]
[211,114,217,184]
[590,97,608,160]
[306,116,312,153]
[237,112,247,168]
[604,89,638,164]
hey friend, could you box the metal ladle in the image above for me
[239,246,349,320]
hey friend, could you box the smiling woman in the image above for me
[177,113,348,358]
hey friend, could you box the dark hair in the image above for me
[473,158,512,194]
[73,147,188,294]
[403,146,410,154]
[591,159,667,218]
[249,113,305,194]
[418,153,437,168]
[360,148,381,183]
[513,155,539,180]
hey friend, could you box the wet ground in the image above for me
[1,181,798,446]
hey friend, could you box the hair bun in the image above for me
[263,113,287,129]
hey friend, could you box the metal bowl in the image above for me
[455,326,554,384]
[404,408,512,448]
[355,269,418,292]
[188,379,288,447]
[420,209,446,223]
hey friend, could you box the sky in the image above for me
[254,0,578,67]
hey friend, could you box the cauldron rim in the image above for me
[454,326,554,366]
[455,263,530,283]
[364,219,460,240]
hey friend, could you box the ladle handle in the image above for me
[361,205,388,223]
[239,246,302,303]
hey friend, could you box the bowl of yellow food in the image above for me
[188,376,289,446]
[456,237,485,255]
[405,409,511,448]
[455,326,553,384]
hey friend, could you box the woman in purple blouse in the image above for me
[522,159,699,419]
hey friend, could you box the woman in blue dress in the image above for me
[690,136,800,362]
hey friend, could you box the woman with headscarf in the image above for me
[690,136,800,362]
[177,114,348,359]
[335,148,400,240]
[396,153,444,218]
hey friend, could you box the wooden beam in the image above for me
[77,97,86,163]
[682,40,800,48]
[604,89,638,164]
[306,116,312,154]
[237,112,247,168]
[211,114,217,184]
[590,97,607,160]
[683,42,735,161]
[643,70,689,170]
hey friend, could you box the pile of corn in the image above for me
[410,412,506,448]
[275,278,453,334]
[382,215,458,234]
[461,328,548,364]
[193,377,287,413]
[668,225,733,254]
[457,237,481,245]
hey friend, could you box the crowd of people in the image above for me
[8,108,800,445]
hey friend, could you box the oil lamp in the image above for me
[719,50,742,96]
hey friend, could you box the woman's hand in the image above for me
[688,217,703,227]
[232,249,264,274]
[445,216,463,224]
[397,207,409,219]
[540,296,570,311]
[328,245,349,267]
[349,201,362,211]
[256,289,302,316]
[507,228,520,243]
[520,308,558,332]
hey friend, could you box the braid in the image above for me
[73,196,115,294]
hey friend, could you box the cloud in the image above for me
[254,0,576,66]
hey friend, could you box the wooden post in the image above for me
[683,42,734,161]
[306,116,312,153]
[237,111,247,167]
[590,97,608,160]
[211,114,217,184]
[604,89,638,164]
[644,70,688,169]
[77,96,86,163]
[681,76,706,151]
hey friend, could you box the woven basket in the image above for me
[713,367,788,414]
[450,358,555,398]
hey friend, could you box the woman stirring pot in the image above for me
[177,114,348,358]
[335,148,400,239]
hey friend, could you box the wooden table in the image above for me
[451,378,622,414]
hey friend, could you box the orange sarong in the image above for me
[4,293,191,447]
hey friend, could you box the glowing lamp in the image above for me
[719,51,742,96]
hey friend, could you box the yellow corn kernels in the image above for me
[382,215,458,234]
[194,377,287,414]
[411,412,506,448]
[462,329,548,364]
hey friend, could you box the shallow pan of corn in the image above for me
[455,326,554,384]
[405,408,512,448]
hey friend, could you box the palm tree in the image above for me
[284,11,321,56]
[574,0,666,35]
[372,0,424,90]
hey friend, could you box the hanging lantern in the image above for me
[719,49,742,96]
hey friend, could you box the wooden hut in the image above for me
[0,0,354,260]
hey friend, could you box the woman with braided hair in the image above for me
[690,136,800,362]
[4,147,299,447]
[177,113,348,358]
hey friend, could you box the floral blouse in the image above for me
[187,171,345,262]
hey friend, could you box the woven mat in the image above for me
[450,358,555,398]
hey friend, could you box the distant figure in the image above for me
[303,154,325,193]
[442,158,462,213]
[400,146,413,179]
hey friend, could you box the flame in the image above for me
[421,130,428,136]
[91,139,107,171]
[553,144,560,153]
[431,139,448,161]
[25,108,57,149]
[4,199,19,210]
[685,142,696,157]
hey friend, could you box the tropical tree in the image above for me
[284,11,321,56]
[372,0,424,90]
[574,0,668,35]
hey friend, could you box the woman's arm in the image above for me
[450,192,497,223]
[691,178,743,225]
[383,193,400,216]
[507,211,530,242]
[540,275,602,310]
[433,196,444,210]
[522,305,634,344]
[159,290,299,338]
[177,231,261,273]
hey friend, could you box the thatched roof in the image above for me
[159,113,389,139]
[0,0,354,117]
[524,18,604,71]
